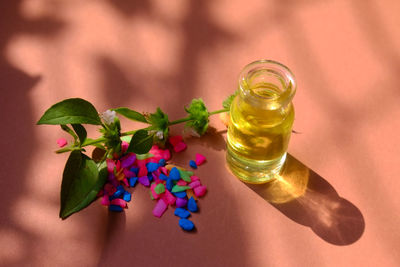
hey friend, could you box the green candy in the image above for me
[154,183,165,194]
[171,185,191,193]
[179,170,193,182]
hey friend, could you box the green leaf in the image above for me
[127,129,154,154]
[60,124,78,142]
[185,98,209,135]
[113,107,147,123]
[146,108,169,129]
[222,90,238,109]
[60,151,107,219]
[72,124,87,145]
[145,108,169,145]
[136,153,154,160]
[37,98,101,125]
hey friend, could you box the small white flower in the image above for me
[155,130,164,140]
[101,110,116,125]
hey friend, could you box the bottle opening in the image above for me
[239,60,296,106]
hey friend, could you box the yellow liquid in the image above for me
[227,83,294,183]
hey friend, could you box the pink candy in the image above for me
[195,153,206,166]
[101,195,110,206]
[194,185,207,197]
[111,198,127,208]
[57,138,67,148]
[189,180,201,189]
[173,142,187,153]
[121,141,129,154]
[177,180,188,186]
[106,159,116,173]
[162,190,176,205]
[122,178,129,187]
[169,135,187,153]
[153,199,168,218]
[163,150,171,160]
[169,135,183,146]
[138,166,148,177]
[190,175,200,182]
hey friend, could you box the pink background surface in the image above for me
[1,0,400,266]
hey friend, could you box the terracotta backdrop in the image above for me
[1,0,400,266]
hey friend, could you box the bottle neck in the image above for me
[238,60,296,110]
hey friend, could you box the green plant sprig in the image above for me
[37,94,236,219]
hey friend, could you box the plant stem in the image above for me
[83,137,106,146]
[208,108,229,115]
[168,108,228,126]
[168,117,192,126]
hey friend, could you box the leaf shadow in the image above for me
[245,154,365,246]
[0,1,66,266]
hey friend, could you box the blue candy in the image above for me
[148,173,153,182]
[159,158,166,166]
[159,173,168,181]
[169,167,180,181]
[187,197,198,212]
[113,186,125,198]
[179,218,195,231]
[129,177,138,187]
[189,160,197,169]
[166,178,173,191]
[146,162,159,172]
[123,191,131,202]
[130,167,139,175]
[173,191,187,198]
[174,208,190,219]
[109,205,123,212]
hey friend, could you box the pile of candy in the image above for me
[97,136,207,231]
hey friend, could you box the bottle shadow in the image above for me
[245,154,365,246]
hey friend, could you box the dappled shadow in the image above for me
[97,56,154,109]
[106,0,153,17]
[0,1,65,266]
[246,154,365,246]
[350,0,400,77]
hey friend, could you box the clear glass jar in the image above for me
[226,60,296,184]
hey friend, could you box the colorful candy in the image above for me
[195,153,207,166]
[176,197,188,208]
[57,138,68,148]
[189,160,197,169]
[179,218,195,231]
[153,199,168,218]
[194,185,207,197]
[97,141,207,232]
[174,208,190,219]
[187,197,198,212]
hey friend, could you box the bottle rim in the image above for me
[238,59,296,105]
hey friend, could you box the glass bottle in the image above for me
[226,60,296,184]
